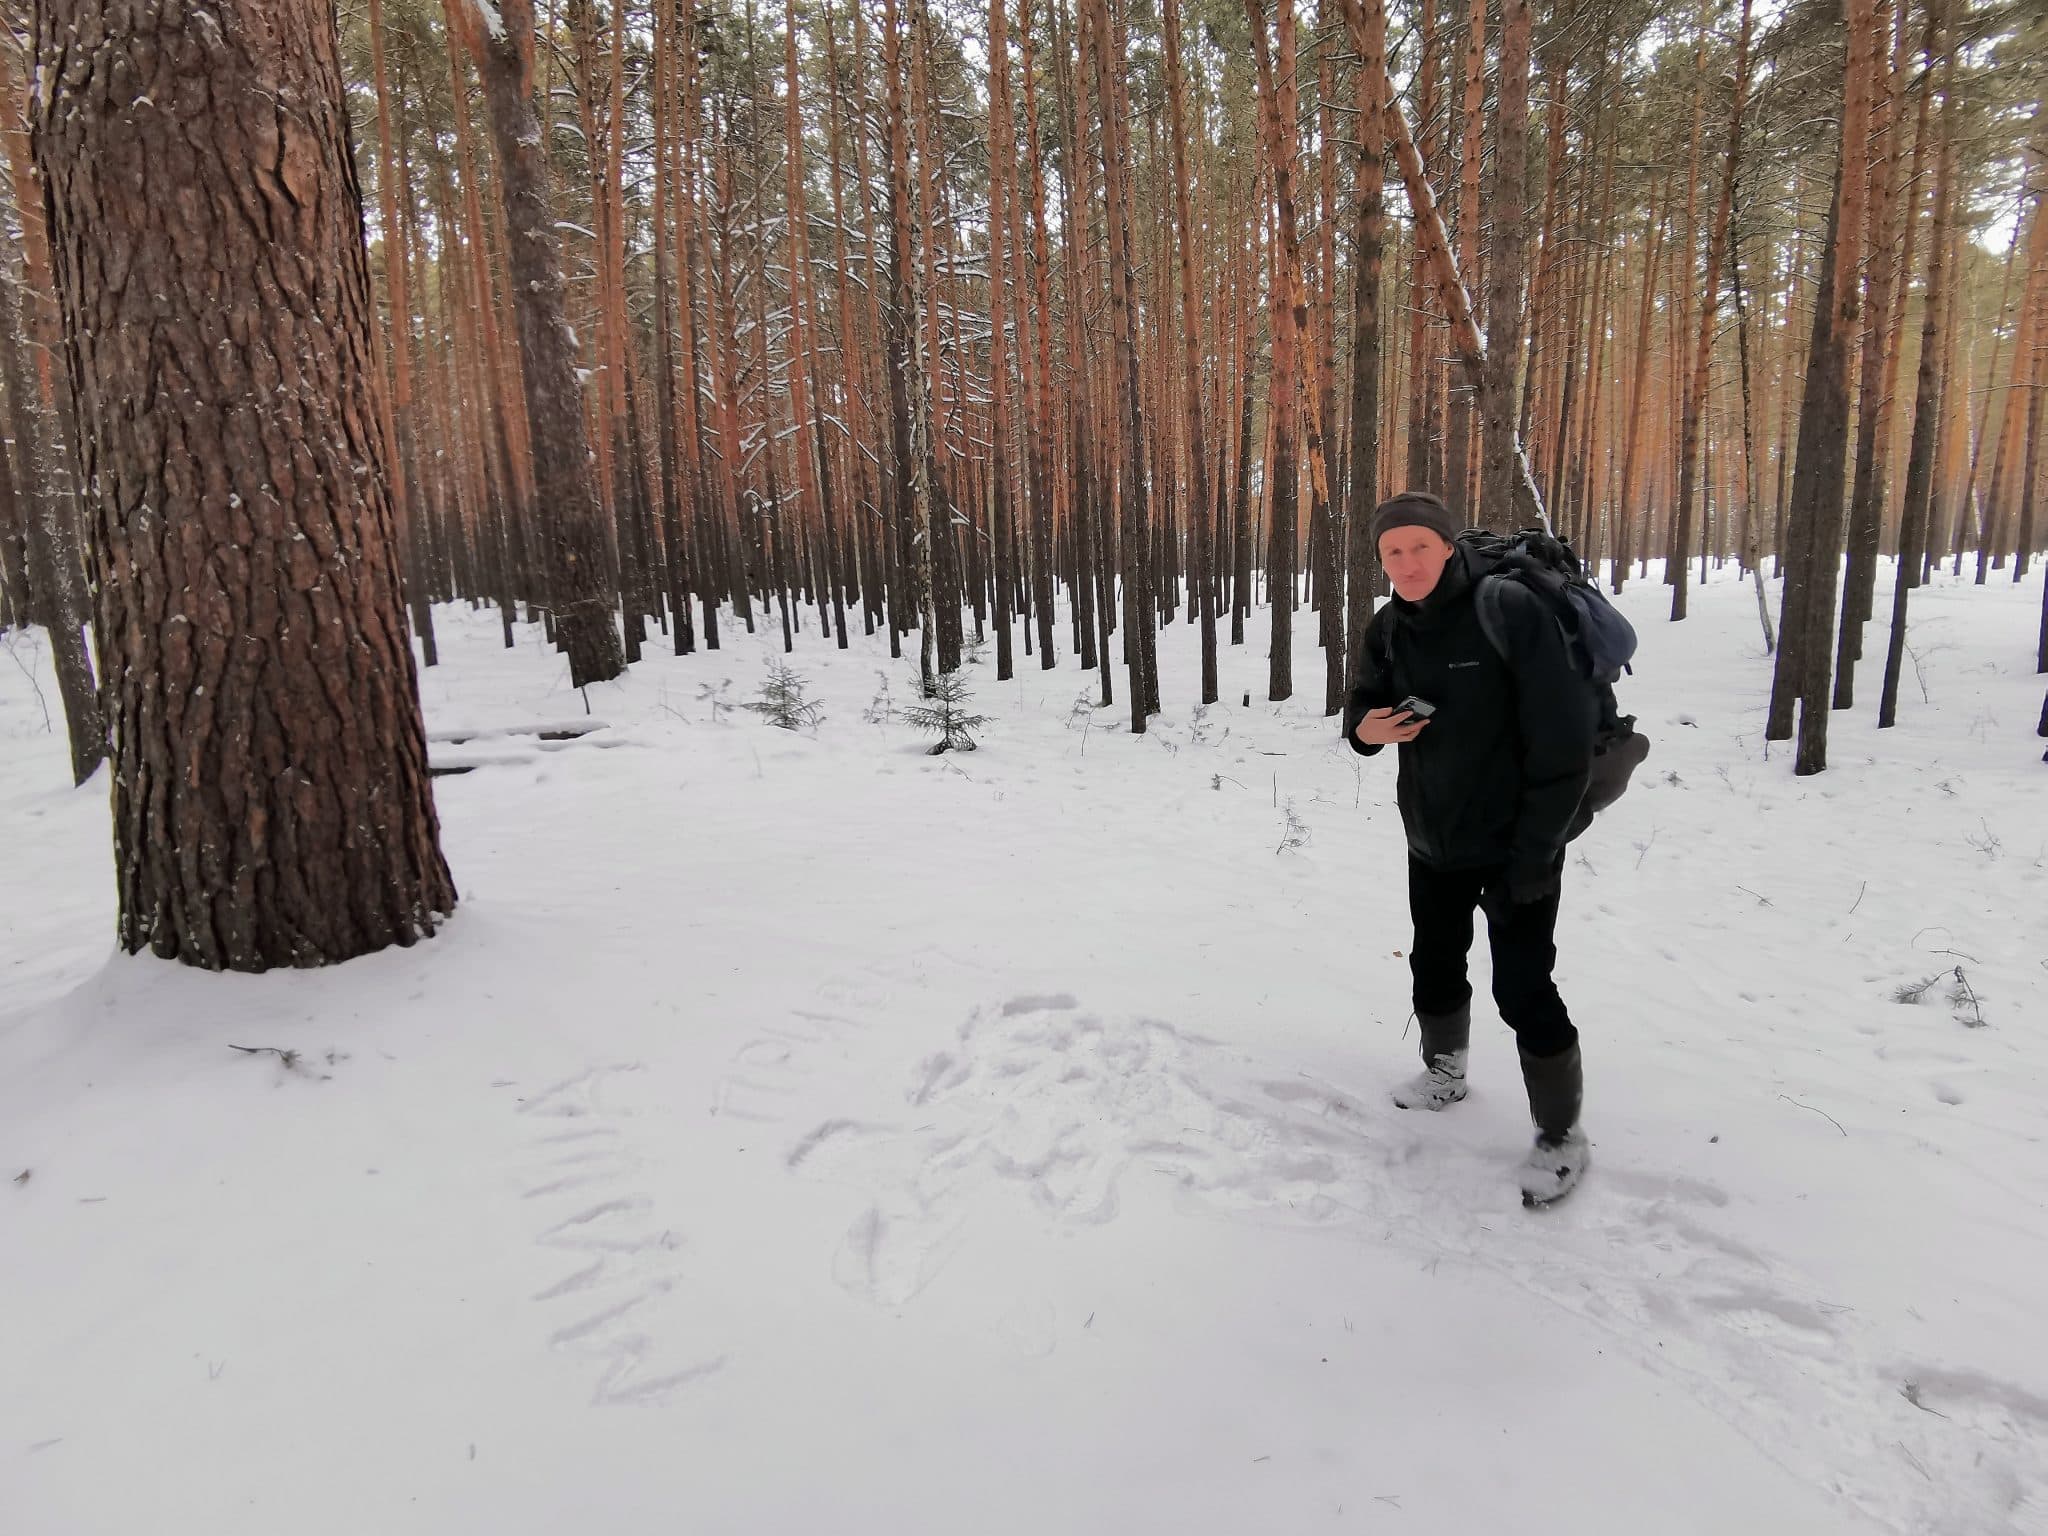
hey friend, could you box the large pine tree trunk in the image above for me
[453,0,623,687]
[34,0,455,967]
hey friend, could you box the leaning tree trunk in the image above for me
[1443,0,1484,520]
[452,0,623,687]
[1477,0,1532,533]
[33,0,456,968]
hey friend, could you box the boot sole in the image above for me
[1390,1085,1467,1111]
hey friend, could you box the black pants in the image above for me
[1407,854,1577,1059]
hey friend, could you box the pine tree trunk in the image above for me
[988,0,1020,681]
[1837,0,1916,673]
[1613,195,1669,591]
[1017,0,1061,669]
[1975,179,2046,583]
[1477,0,1531,533]
[2016,298,2044,587]
[1248,0,1304,704]
[1443,0,1484,520]
[1783,0,1878,775]
[1164,0,1219,706]
[910,0,962,675]
[454,1,623,683]
[1671,0,1753,623]
[365,0,438,668]
[1404,0,1440,494]
[1347,0,1388,672]
[35,0,455,965]
[650,0,696,654]
[0,35,104,783]
[1091,0,1156,727]
[0,419,28,628]
[1882,0,1956,728]
[1344,0,1544,530]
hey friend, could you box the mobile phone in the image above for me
[1396,695,1437,720]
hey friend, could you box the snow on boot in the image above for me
[1392,1049,1468,1110]
[1517,1041,1587,1206]
[1518,1128,1590,1207]
[1392,1005,1471,1111]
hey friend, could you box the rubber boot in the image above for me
[1516,1042,1589,1205]
[1391,1004,1471,1111]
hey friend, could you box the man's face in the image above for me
[1378,527,1456,602]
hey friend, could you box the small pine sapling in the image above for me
[697,678,736,724]
[1275,798,1311,855]
[902,669,990,754]
[746,663,824,731]
[864,669,896,725]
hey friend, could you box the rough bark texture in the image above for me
[454,0,623,687]
[34,0,455,967]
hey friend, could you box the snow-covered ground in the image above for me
[4,560,2045,1535]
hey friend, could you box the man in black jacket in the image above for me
[1343,491,1595,1205]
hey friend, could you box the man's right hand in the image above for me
[1353,706,1429,746]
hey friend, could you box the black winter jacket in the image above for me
[1341,545,1596,882]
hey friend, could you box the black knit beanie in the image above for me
[1369,491,1460,556]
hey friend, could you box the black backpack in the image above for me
[1459,528,1651,833]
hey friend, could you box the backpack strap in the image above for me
[1472,573,1512,665]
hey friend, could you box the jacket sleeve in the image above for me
[1340,608,1397,757]
[1495,582,1596,871]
